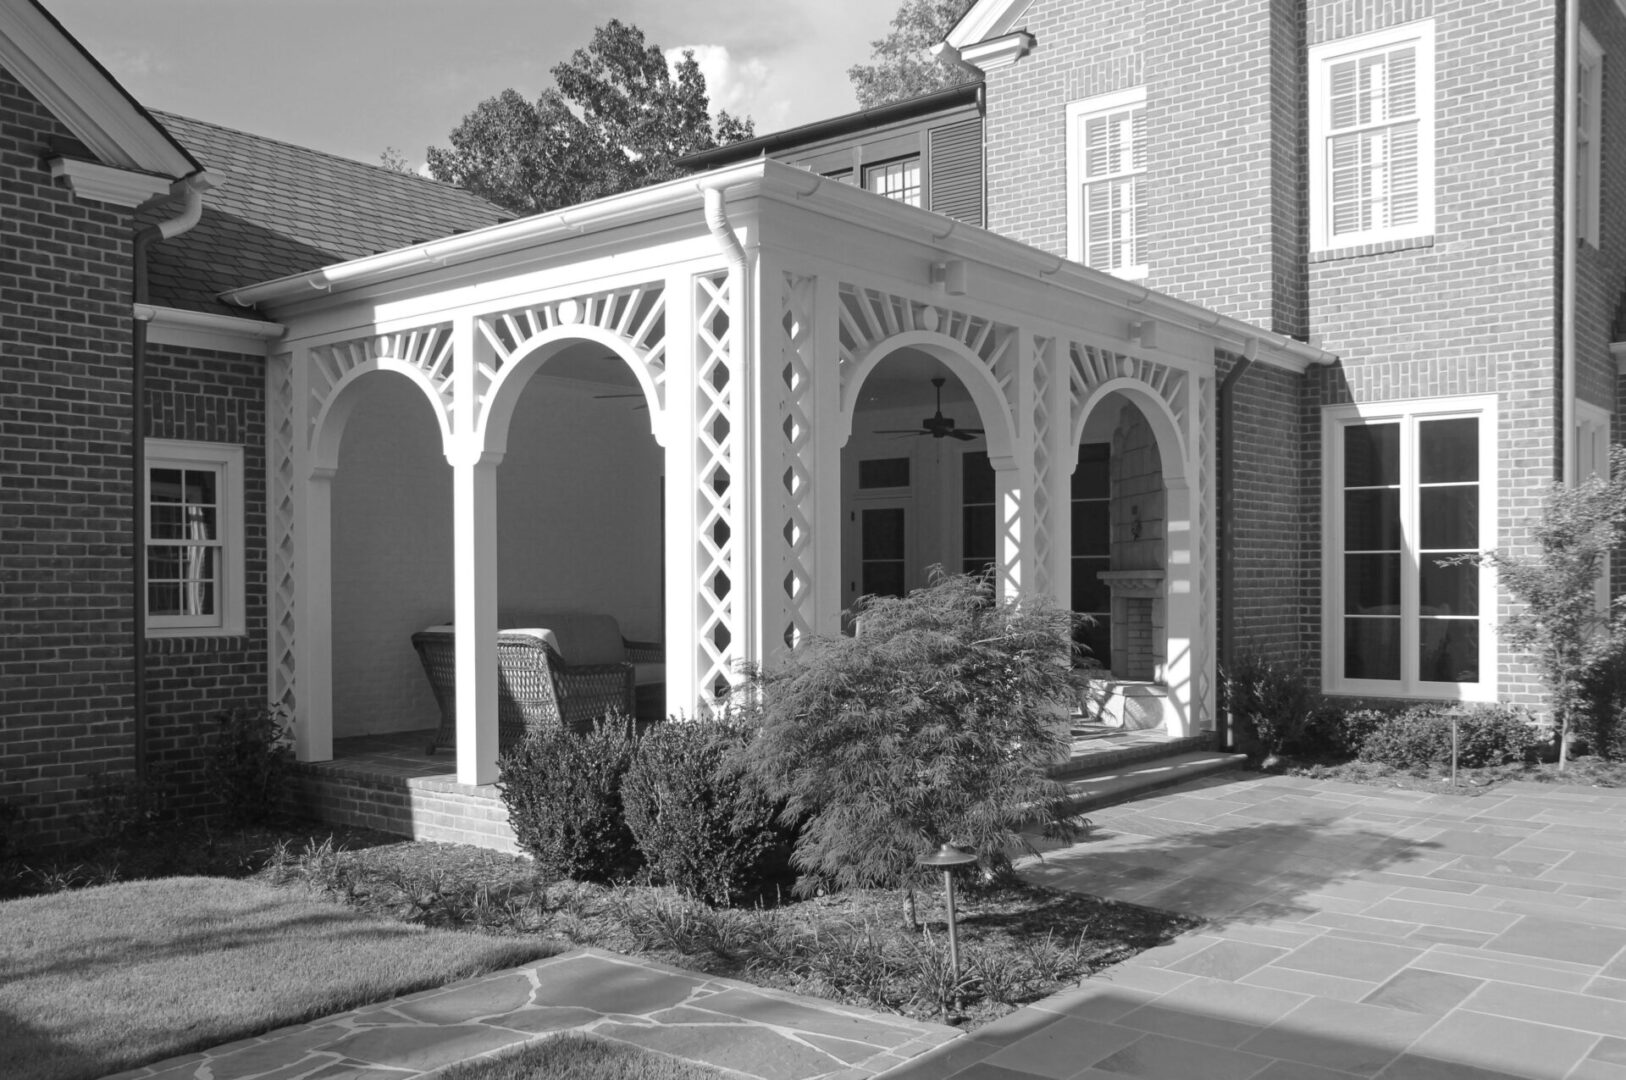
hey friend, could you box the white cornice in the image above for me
[945,0,1033,49]
[48,157,171,206]
[134,303,285,354]
[0,0,194,177]
[959,32,1036,71]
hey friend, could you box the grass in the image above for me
[1285,753,1626,794]
[440,1034,731,1080]
[0,875,560,1080]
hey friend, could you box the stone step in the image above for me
[1047,730,1217,780]
[1055,749,1248,816]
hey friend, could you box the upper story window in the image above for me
[1578,26,1603,247]
[864,157,921,206]
[1065,87,1147,279]
[146,439,245,637]
[1310,20,1436,252]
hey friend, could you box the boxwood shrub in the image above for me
[1357,704,1545,771]
[496,718,642,884]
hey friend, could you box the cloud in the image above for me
[666,44,787,131]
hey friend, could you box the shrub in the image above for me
[621,717,791,907]
[0,799,18,862]
[1219,654,1316,761]
[1579,635,1626,760]
[745,571,1077,909]
[1302,700,1408,761]
[206,705,293,825]
[74,768,179,840]
[1357,704,1544,772]
[497,717,642,884]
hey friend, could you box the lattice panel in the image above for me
[307,325,455,440]
[476,282,667,413]
[693,272,740,708]
[268,353,297,712]
[834,283,1019,414]
[1194,375,1214,729]
[1030,336,1055,596]
[1067,342,1189,456]
[779,273,818,654]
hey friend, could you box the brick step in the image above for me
[1046,730,1217,780]
[1055,750,1248,816]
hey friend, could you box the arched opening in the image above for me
[329,371,453,737]
[492,338,665,720]
[840,345,1002,615]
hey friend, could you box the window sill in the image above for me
[1311,235,1435,263]
[1322,679,1497,703]
[145,632,253,655]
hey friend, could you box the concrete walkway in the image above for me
[885,774,1626,1080]
[105,947,958,1080]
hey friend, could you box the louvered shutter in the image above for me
[927,118,983,226]
[1080,104,1144,272]
[1326,45,1418,238]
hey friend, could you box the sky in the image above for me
[46,0,903,171]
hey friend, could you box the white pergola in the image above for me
[228,159,1327,786]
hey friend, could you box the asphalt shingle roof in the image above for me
[140,111,507,317]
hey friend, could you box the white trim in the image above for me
[1321,394,1498,700]
[958,32,1035,70]
[1576,399,1613,616]
[1309,19,1436,253]
[47,157,171,206]
[145,439,246,637]
[135,303,286,353]
[1065,87,1148,281]
[0,1,193,177]
[1578,25,1604,248]
[945,0,1033,49]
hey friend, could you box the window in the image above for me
[1578,26,1603,247]
[146,440,244,636]
[1323,397,1496,698]
[1309,21,1435,252]
[864,157,921,206]
[961,450,996,578]
[1071,443,1111,666]
[1066,87,1147,278]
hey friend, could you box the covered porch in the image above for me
[231,159,1324,790]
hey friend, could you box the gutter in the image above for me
[131,172,211,781]
[1216,344,1256,750]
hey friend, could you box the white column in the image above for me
[449,314,500,783]
[662,271,701,717]
[289,346,332,762]
[1040,337,1074,612]
[1163,473,1196,738]
[808,274,843,637]
[995,330,1036,600]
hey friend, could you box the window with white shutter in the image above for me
[1310,22,1435,252]
[1578,26,1603,248]
[1065,87,1147,279]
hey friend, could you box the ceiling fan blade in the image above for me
[948,429,978,441]
[874,429,925,434]
[962,428,985,435]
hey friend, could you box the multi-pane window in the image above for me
[146,440,243,635]
[864,157,921,206]
[1071,443,1111,667]
[1325,399,1494,697]
[961,450,996,578]
[1578,27,1603,247]
[1310,21,1435,251]
[1065,88,1147,278]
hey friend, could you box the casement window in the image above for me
[146,440,244,636]
[1066,87,1147,278]
[1309,21,1435,252]
[864,156,922,206]
[1323,397,1496,699]
[1578,26,1603,247]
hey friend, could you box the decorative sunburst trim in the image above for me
[307,325,454,441]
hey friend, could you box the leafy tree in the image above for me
[427,20,754,216]
[378,146,415,175]
[848,0,979,109]
[744,571,1079,925]
[1458,446,1626,769]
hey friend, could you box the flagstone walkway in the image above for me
[105,948,958,1080]
[885,774,1626,1080]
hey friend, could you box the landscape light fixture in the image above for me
[917,841,978,1005]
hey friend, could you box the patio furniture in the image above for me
[412,613,660,754]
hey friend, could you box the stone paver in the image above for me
[105,948,957,1080]
[884,775,1626,1080]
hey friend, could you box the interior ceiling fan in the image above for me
[875,377,984,441]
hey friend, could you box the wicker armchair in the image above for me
[411,626,637,754]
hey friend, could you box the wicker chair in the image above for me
[411,625,638,754]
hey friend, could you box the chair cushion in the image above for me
[501,611,626,666]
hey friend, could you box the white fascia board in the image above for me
[0,1,194,177]
[946,0,1033,49]
[48,157,171,206]
[134,303,286,354]
[958,32,1036,70]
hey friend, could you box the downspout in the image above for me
[130,176,207,781]
[1563,0,1578,487]
[1216,344,1256,750]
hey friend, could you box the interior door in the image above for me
[847,500,911,606]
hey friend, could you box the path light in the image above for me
[917,842,978,1006]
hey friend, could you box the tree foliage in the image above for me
[1461,447,1626,768]
[744,572,1078,914]
[427,20,753,216]
[848,0,980,109]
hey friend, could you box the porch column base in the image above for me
[1089,679,1170,732]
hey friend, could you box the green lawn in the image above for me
[0,875,559,1080]
[441,1034,731,1080]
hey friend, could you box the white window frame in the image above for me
[145,439,245,637]
[1309,20,1436,252]
[1066,86,1148,280]
[1578,25,1603,248]
[863,156,922,207]
[1577,399,1613,615]
[1321,395,1497,700]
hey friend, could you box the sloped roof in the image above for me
[141,111,507,317]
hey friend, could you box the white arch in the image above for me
[839,330,1017,464]
[477,324,665,453]
[1070,376,1188,478]
[311,360,454,475]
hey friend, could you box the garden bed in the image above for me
[1285,754,1626,794]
